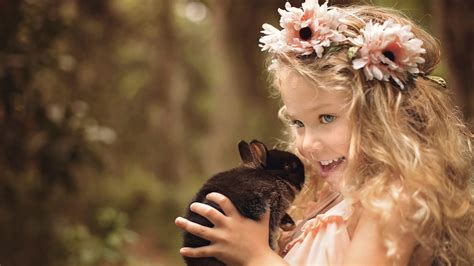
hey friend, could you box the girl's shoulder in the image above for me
[344,207,418,265]
[281,197,353,265]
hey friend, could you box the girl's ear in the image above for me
[238,140,268,169]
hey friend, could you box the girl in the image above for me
[175,1,473,265]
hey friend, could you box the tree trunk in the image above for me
[433,0,474,126]
[203,0,246,174]
[151,0,189,182]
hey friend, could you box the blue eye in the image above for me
[320,115,336,124]
[289,120,304,128]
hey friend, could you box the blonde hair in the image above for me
[267,5,473,265]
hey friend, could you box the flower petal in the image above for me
[371,65,384,80]
[392,75,405,89]
[364,66,374,80]
[314,45,324,58]
[352,58,368,69]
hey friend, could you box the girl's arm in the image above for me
[343,208,417,266]
[175,192,289,266]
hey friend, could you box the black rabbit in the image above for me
[182,140,305,266]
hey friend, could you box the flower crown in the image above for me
[259,0,428,89]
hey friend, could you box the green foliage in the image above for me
[58,207,137,266]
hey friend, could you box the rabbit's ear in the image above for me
[238,140,267,169]
[238,140,253,165]
[249,140,268,168]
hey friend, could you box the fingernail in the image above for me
[175,217,185,224]
[207,192,221,199]
[180,247,190,254]
[190,202,198,210]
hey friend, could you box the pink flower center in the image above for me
[382,41,403,63]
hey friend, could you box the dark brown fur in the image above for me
[181,140,305,266]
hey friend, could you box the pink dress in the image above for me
[283,199,352,266]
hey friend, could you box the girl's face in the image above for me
[279,71,352,190]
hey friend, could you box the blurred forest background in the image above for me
[0,0,472,265]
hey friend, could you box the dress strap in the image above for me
[288,192,344,242]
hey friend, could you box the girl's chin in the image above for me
[318,162,346,190]
[323,177,343,192]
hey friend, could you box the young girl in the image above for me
[175,1,473,265]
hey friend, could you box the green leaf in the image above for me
[347,46,360,60]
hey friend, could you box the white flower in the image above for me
[259,0,346,57]
[259,23,286,53]
[350,20,426,89]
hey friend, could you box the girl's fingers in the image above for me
[180,245,215,258]
[175,217,217,242]
[189,202,226,227]
[206,192,238,217]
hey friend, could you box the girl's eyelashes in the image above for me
[289,120,304,128]
[320,114,336,124]
[289,115,336,128]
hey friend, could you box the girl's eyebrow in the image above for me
[288,103,335,118]
[310,102,334,111]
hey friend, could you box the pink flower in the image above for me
[350,20,426,89]
[259,1,346,57]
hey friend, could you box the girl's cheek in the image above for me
[295,136,309,160]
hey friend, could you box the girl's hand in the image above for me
[175,192,282,266]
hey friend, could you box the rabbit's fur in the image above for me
[182,140,305,266]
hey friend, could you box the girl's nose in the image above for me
[301,131,323,154]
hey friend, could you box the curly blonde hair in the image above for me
[267,5,473,265]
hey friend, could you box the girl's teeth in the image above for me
[320,157,344,166]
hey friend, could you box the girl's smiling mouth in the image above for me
[319,156,346,179]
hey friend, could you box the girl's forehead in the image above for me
[279,71,317,95]
[280,73,343,101]
[278,72,350,116]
